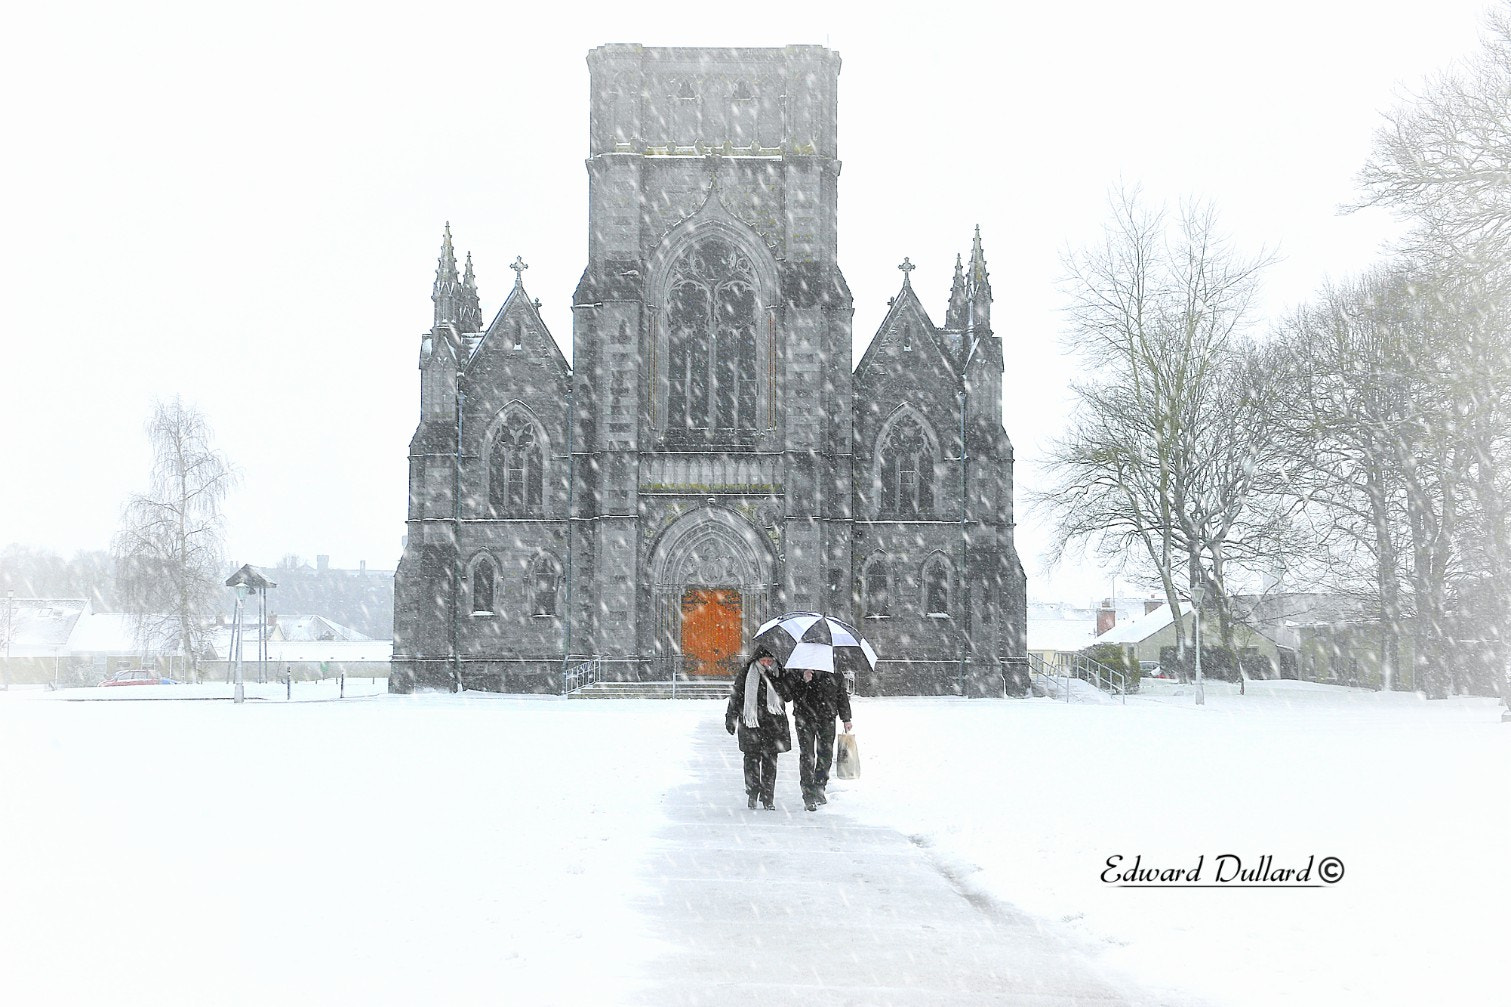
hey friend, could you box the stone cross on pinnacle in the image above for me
[898,257,916,280]
[510,256,528,283]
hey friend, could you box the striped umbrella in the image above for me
[752,612,878,676]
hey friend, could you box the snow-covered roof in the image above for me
[271,615,370,643]
[207,620,385,661]
[66,612,177,655]
[1095,602,1187,645]
[5,598,89,654]
[1026,617,1096,654]
[1028,601,1094,622]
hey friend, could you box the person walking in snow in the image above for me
[725,650,793,810]
[788,666,853,811]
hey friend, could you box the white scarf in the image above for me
[742,662,784,728]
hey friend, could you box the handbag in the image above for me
[833,731,860,780]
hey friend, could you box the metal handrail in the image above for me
[1071,654,1128,704]
[1027,653,1129,704]
[1026,653,1072,702]
[562,656,601,695]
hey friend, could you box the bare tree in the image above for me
[1266,274,1409,688]
[1355,3,1511,274]
[1271,266,1511,698]
[1040,187,1275,665]
[112,398,236,682]
[1352,6,1511,703]
[1179,339,1311,660]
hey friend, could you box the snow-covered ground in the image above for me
[843,680,1510,1005]
[0,680,1504,1005]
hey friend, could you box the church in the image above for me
[392,44,1027,696]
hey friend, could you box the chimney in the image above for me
[1145,599,1162,615]
[1096,598,1116,636]
[317,554,329,573]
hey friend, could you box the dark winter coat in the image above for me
[725,660,793,755]
[788,669,852,725]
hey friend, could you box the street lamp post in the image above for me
[1190,582,1206,706]
[224,564,276,705]
[233,584,247,704]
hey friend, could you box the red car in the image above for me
[100,669,176,687]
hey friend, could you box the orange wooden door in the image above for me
[681,589,743,677]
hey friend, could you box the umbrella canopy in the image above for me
[752,612,878,676]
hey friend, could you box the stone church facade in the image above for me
[392,45,1027,696]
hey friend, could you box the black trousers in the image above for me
[794,716,837,799]
[743,751,778,802]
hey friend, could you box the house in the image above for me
[0,600,186,687]
[1094,603,1189,671]
[206,615,391,682]
[1229,593,1390,686]
[1,598,88,687]
[1090,592,1397,685]
[1026,597,1163,667]
[0,596,393,688]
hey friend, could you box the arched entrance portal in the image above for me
[648,505,776,678]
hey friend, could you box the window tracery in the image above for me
[490,413,544,515]
[664,239,759,444]
[879,414,935,517]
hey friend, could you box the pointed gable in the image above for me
[854,275,957,383]
[470,276,570,381]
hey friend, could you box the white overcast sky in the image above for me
[0,0,1497,604]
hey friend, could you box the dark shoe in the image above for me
[762,800,776,811]
[805,801,818,812]
[748,795,757,809]
[816,791,827,805]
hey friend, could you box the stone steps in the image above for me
[569,681,731,700]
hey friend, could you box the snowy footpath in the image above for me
[627,721,1168,1006]
[0,681,1504,1005]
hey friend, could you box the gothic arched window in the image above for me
[664,239,759,444]
[490,414,544,515]
[531,554,561,616]
[923,556,952,617]
[879,415,934,517]
[472,558,495,614]
[863,555,892,619]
